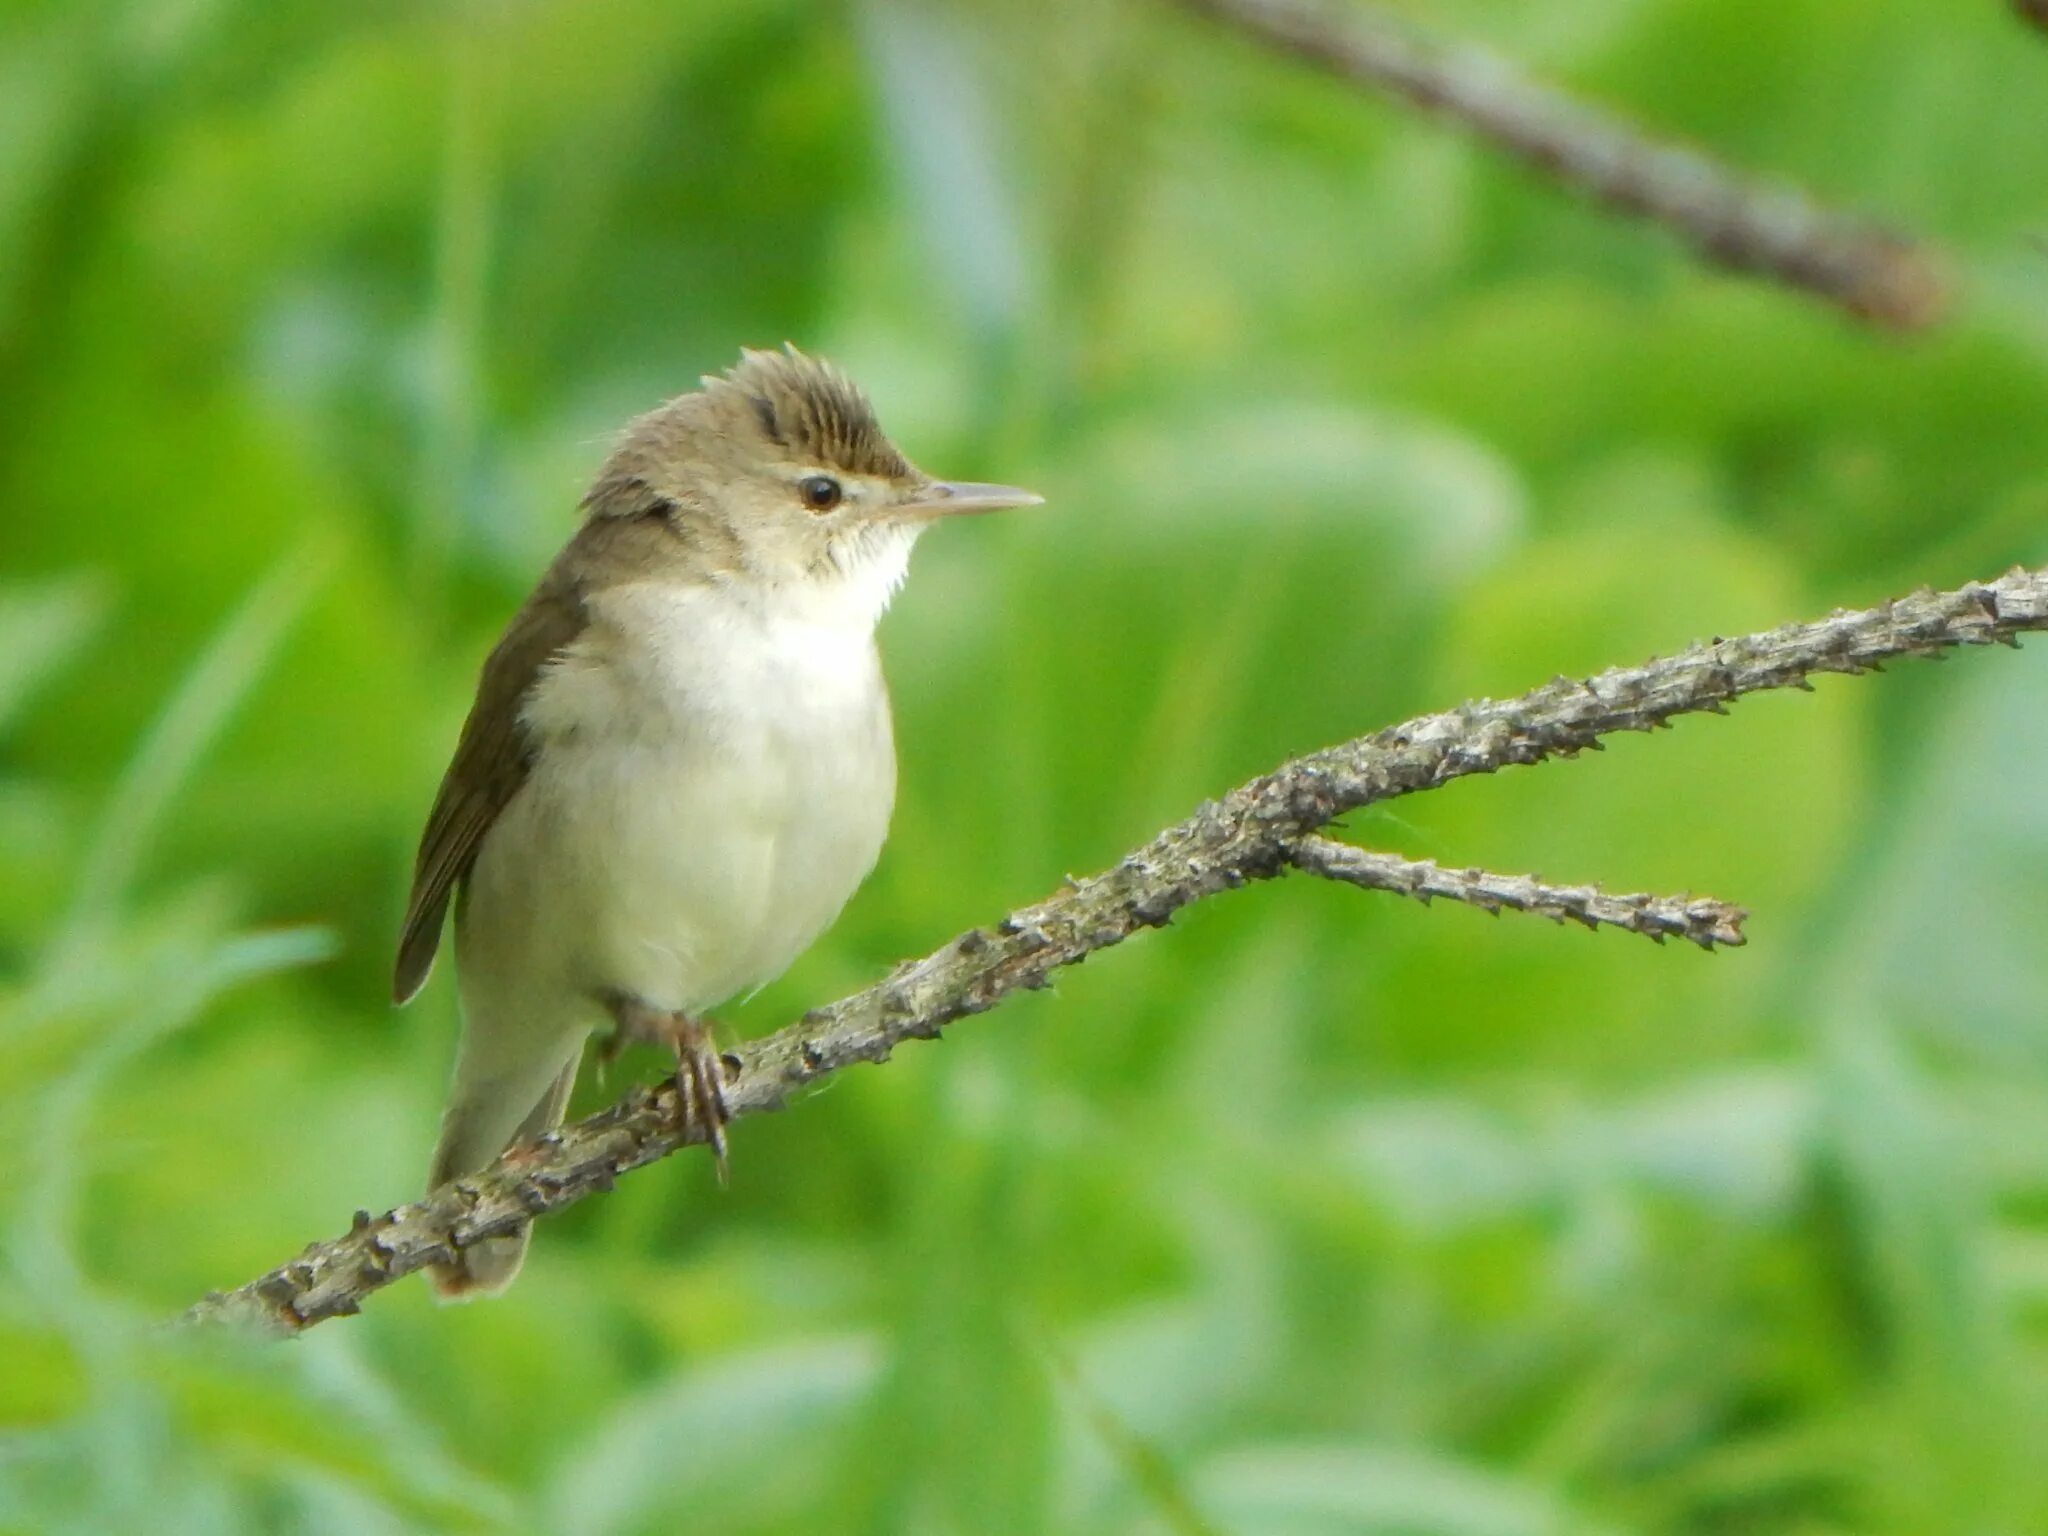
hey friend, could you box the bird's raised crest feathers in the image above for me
[710,344,912,481]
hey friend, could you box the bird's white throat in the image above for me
[813,517,921,628]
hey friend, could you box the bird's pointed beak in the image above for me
[894,479,1045,519]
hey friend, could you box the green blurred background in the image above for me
[3,0,2047,1531]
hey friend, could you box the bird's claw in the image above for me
[599,996,731,1182]
[672,1020,731,1184]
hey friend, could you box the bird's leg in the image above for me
[597,991,731,1182]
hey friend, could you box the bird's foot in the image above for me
[598,995,731,1183]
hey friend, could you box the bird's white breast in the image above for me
[457,566,900,1046]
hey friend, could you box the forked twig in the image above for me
[1287,836,1746,949]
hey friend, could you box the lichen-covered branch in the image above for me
[185,565,2048,1334]
[1287,837,1746,949]
[1175,0,1945,329]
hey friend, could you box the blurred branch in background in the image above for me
[1176,0,1947,330]
[186,561,2048,1335]
[2019,0,2048,38]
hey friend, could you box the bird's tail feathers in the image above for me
[426,1050,579,1300]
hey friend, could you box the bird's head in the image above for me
[580,346,1040,599]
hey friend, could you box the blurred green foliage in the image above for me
[2,0,2047,1532]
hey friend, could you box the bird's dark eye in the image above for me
[798,475,843,512]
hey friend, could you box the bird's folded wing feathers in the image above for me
[393,574,588,1005]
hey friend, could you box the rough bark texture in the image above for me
[1287,837,1746,949]
[1178,0,1945,329]
[185,565,2048,1334]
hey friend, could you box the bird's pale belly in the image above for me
[458,691,894,1043]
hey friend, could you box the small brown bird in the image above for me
[395,347,1040,1296]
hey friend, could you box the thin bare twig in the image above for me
[1176,0,1945,329]
[1287,836,1746,949]
[185,565,2047,1334]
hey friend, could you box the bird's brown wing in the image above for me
[392,573,587,1005]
